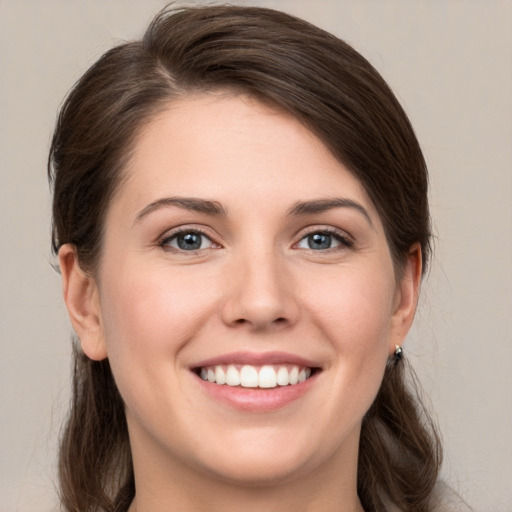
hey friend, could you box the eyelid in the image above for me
[156,224,353,253]
[158,225,221,251]
[293,226,354,250]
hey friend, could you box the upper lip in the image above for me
[191,351,321,369]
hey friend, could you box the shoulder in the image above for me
[430,481,474,512]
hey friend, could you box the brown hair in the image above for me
[49,5,441,511]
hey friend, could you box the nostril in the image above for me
[232,317,286,325]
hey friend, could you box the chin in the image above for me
[188,430,330,488]
[201,454,314,488]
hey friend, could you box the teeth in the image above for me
[198,364,313,388]
[240,365,259,387]
[276,366,289,386]
[215,366,226,385]
[226,365,241,386]
[258,365,277,388]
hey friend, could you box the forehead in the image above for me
[114,93,380,224]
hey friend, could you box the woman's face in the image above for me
[67,93,419,486]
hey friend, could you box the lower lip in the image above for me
[194,372,318,412]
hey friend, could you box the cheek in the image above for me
[98,262,218,377]
[301,260,396,411]
[272,262,397,462]
[96,261,226,442]
[302,263,396,353]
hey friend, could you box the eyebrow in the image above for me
[287,198,373,227]
[134,197,227,224]
[134,196,373,227]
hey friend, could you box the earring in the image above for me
[394,344,403,361]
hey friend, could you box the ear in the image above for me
[389,243,422,354]
[58,244,108,361]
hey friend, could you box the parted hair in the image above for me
[49,5,441,511]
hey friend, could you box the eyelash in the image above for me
[158,227,354,254]
[295,228,354,252]
[159,227,217,253]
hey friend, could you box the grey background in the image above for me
[1,1,511,510]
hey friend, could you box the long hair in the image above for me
[49,5,441,511]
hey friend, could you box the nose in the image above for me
[221,248,300,332]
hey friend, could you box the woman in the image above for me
[49,4,456,511]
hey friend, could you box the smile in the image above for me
[191,351,321,411]
[198,364,313,388]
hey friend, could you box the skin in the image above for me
[59,93,421,512]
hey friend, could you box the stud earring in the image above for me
[394,345,403,361]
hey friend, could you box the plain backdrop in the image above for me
[1,1,511,510]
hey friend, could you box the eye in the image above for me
[296,230,351,251]
[161,230,215,251]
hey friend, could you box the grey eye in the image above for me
[297,232,342,250]
[165,231,213,251]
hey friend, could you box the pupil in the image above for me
[178,233,201,250]
[309,233,331,250]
